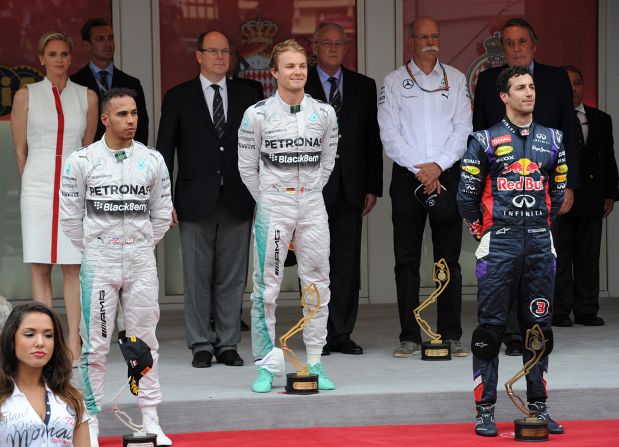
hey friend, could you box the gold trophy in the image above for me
[279,283,321,394]
[413,258,452,360]
[504,324,549,442]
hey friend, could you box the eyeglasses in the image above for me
[405,61,449,93]
[198,48,231,56]
[318,40,346,49]
[412,33,440,41]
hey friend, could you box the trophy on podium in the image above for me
[111,336,158,446]
[413,258,452,360]
[504,324,549,442]
[279,283,321,394]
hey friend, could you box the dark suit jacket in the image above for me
[233,76,264,100]
[569,105,619,217]
[156,77,260,221]
[305,66,383,207]
[71,64,150,145]
[473,61,580,188]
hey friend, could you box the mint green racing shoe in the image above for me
[252,367,274,393]
[308,363,335,390]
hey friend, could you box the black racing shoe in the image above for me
[528,401,565,434]
[475,404,498,437]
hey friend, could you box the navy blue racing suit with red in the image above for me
[457,118,566,405]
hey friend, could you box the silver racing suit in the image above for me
[238,92,338,374]
[60,137,172,414]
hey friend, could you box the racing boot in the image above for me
[252,367,274,393]
[88,414,99,447]
[142,406,173,445]
[308,363,335,390]
[475,403,498,437]
[528,401,565,434]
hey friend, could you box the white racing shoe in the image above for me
[142,406,173,446]
[88,414,99,447]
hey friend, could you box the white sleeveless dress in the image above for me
[21,78,87,264]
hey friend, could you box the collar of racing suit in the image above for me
[101,134,135,160]
[274,90,308,114]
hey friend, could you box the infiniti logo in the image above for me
[512,194,536,208]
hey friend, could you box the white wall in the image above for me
[600,0,619,297]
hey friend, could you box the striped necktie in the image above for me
[211,84,226,139]
[99,71,109,91]
[328,76,343,124]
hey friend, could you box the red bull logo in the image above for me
[502,158,542,176]
[497,176,545,191]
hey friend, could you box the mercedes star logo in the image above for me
[402,78,414,89]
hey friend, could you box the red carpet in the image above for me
[101,420,618,446]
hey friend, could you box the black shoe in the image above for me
[552,316,573,327]
[528,401,564,434]
[505,340,523,356]
[330,337,363,355]
[241,319,250,331]
[475,404,498,437]
[321,344,331,356]
[192,351,212,368]
[217,350,244,366]
[574,315,605,326]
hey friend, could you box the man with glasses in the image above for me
[378,17,472,359]
[72,17,149,144]
[157,31,261,369]
[305,22,383,356]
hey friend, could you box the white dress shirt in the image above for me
[199,74,228,121]
[378,59,472,173]
[316,65,343,100]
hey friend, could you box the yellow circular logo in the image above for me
[495,145,513,156]
[556,164,568,173]
[462,165,480,175]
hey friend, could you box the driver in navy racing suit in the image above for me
[457,66,566,437]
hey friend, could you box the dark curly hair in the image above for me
[497,65,533,94]
[0,303,85,422]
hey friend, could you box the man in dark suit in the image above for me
[305,22,383,355]
[71,17,149,144]
[157,31,261,368]
[553,65,619,327]
[473,18,579,355]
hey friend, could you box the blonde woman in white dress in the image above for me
[10,31,98,362]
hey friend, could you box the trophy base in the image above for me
[122,432,157,447]
[421,341,451,361]
[285,372,319,394]
[514,417,549,442]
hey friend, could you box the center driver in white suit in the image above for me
[238,39,338,393]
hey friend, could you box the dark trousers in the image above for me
[390,163,463,343]
[473,230,554,404]
[326,187,363,344]
[554,214,603,320]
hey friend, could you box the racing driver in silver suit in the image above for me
[238,39,338,393]
[60,88,173,446]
